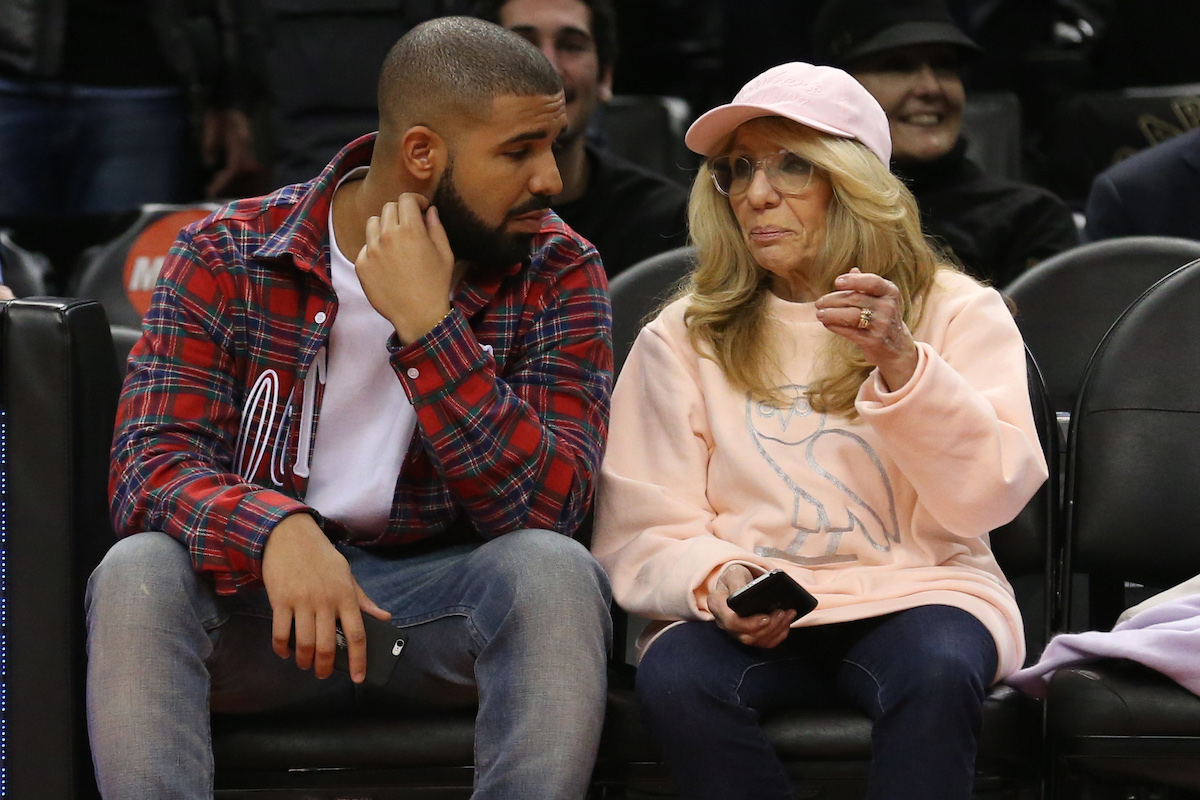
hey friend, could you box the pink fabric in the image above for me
[684,62,892,164]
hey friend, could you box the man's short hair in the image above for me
[378,16,562,135]
[473,0,619,73]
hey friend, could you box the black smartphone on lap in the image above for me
[726,569,818,618]
[289,613,407,687]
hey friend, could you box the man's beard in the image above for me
[432,161,550,278]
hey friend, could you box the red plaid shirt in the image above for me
[110,134,613,595]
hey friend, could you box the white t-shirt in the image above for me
[304,172,417,534]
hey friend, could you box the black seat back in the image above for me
[70,204,218,328]
[607,245,695,375]
[1066,256,1200,629]
[962,90,1023,181]
[0,229,54,296]
[599,95,697,187]
[2,298,120,800]
[994,348,1060,657]
[1005,236,1200,416]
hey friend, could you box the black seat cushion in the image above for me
[1048,659,1200,788]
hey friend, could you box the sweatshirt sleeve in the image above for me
[591,318,765,620]
[856,280,1048,537]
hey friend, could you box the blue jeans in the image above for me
[636,606,998,800]
[0,76,186,217]
[85,529,612,799]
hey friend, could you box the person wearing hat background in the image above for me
[591,60,1047,800]
[812,0,1078,289]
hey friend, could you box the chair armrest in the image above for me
[2,297,122,799]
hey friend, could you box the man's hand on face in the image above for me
[355,193,457,345]
[262,513,391,684]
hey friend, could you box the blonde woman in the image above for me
[591,62,1048,800]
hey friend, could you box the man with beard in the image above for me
[85,17,613,800]
[476,0,690,277]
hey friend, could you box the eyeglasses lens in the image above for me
[710,151,813,197]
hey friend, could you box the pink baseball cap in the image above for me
[685,62,892,165]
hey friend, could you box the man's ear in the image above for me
[401,125,446,184]
[598,65,614,104]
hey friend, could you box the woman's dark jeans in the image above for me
[636,604,998,800]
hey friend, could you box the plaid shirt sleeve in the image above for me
[109,227,310,593]
[391,238,613,537]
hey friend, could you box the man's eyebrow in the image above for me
[501,129,556,146]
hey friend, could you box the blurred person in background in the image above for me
[812,0,1078,288]
[0,0,267,220]
[476,0,689,277]
[1082,126,1200,243]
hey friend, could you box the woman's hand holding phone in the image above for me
[709,565,798,649]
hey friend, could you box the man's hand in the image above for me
[262,514,390,683]
[709,564,797,649]
[355,194,457,345]
[0,284,14,300]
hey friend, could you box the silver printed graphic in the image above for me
[747,385,900,565]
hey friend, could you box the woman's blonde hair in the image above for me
[682,116,954,418]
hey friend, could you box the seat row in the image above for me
[4,242,1200,799]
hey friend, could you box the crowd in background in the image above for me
[1,0,1199,292]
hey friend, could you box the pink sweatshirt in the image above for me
[592,270,1048,680]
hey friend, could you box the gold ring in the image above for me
[857,307,873,329]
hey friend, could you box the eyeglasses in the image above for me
[708,150,816,197]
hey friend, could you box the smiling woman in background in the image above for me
[812,0,1078,288]
[591,61,1048,800]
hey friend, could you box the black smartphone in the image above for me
[289,613,407,687]
[726,569,818,618]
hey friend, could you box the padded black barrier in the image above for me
[1049,257,1200,797]
[2,298,120,800]
[1005,235,1200,417]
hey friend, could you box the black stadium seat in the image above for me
[600,94,697,187]
[1048,257,1200,798]
[69,203,219,328]
[0,228,54,297]
[1004,235,1200,420]
[962,90,1024,182]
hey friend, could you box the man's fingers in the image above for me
[380,200,399,228]
[313,609,337,679]
[292,611,316,670]
[357,583,392,622]
[425,206,455,265]
[399,192,431,213]
[395,194,430,229]
[272,606,294,659]
[340,605,369,684]
[364,214,381,248]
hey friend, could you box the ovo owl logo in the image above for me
[122,208,212,316]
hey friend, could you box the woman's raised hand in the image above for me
[815,268,919,391]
